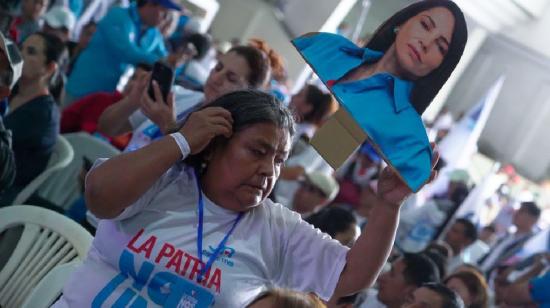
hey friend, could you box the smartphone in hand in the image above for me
[148,61,175,103]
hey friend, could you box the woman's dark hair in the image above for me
[305,206,356,238]
[444,271,489,308]
[227,45,271,89]
[365,0,468,114]
[421,283,465,308]
[29,32,66,65]
[301,84,336,126]
[185,90,295,172]
[247,289,325,308]
[26,32,66,100]
[248,38,287,83]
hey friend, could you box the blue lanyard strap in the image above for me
[194,170,243,282]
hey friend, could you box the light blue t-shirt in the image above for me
[67,4,167,98]
[292,32,432,192]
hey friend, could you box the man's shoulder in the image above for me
[102,5,133,24]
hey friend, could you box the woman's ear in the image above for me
[203,149,213,163]
[46,62,58,76]
[203,136,228,163]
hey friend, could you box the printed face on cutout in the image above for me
[394,7,455,79]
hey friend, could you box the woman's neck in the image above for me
[201,174,243,213]
[361,45,413,80]
[17,78,49,98]
[10,78,49,111]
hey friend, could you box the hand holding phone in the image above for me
[148,61,175,103]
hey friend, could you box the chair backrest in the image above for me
[12,135,74,205]
[0,205,93,308]
[20,261,81,308]
[37,132,121,209]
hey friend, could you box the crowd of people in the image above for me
[0,0,548,307]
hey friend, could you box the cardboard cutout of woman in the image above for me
[292,0,468,192]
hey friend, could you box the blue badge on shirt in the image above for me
[175,278,216,307]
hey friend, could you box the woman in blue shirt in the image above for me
[293,0,467,192]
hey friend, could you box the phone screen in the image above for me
[148,61,175,103]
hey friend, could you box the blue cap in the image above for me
[151,0,181,11]
[359,142,381,164]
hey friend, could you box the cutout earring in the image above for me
[394,26,400,34]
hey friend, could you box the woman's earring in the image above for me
[393,26,400,34]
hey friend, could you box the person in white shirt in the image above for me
[443,218,478,271]
[478,201,541,274]
[54,89,439,307]
[97,43,275,152]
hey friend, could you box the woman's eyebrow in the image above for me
[253,138,290,156]
[423,14,451,46]
[251,139,276,152]
[423,14,436,29]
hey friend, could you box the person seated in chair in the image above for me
[0,32,64,205]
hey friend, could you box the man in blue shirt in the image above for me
[65,0,185,103]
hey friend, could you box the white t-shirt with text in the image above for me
[54,161,348,307]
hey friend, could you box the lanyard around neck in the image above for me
[194,170,243,283]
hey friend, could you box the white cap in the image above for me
[44,6,76,30]
[0,32,23,90]
[304,171,340,201]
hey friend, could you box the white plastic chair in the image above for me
[0,205,93,308]
[12,135,74,205]
[37,132,121,209]
[20,261,81,308]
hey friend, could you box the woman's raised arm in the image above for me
[332,148,439,297]
[87,85,233,219]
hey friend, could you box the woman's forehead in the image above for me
[221,52,251,77]
[416,7,455,35]
[24,35,44,49]
[234,122,291,152]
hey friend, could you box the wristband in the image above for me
[169,132,190,160]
